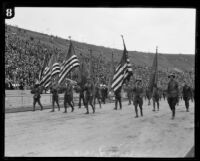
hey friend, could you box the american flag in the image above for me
[111,36,133,92]
[58,40,80,85]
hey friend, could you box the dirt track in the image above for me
[5,99,194,157]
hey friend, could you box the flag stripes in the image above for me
[39,67,51,88]
[51,63,60,77]
[58,55,80,84]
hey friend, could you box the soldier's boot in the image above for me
[135,106,138,118]
[64,108,67,113]
[71,106,74,112]
[172,110,175,119]
[92,106,95,113]
[85,107,89,114]
[40,106,43,111]
[140,109,143,117]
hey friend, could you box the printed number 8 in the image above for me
[6,9,13,17]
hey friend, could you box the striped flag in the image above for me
[111,36,133,92]
[39,67,51,88]
[39,52,60,88]
[58,40,80,85]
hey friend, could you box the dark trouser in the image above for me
[33,98,43,111]
[167,97,178,118]
[153,97,159,111]
[183,97,190,111]
[78,93,85,108]
[134,97,143,117]
[102,92,106,104]
[115,96,122,109]
[94,95,101,108]
[127,93,132,105]
[85,95,95,113]
[64,95,74,112]
[52,95,60,111]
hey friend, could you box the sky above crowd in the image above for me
[6,7,196,54]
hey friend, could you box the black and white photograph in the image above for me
[4,7,195,157]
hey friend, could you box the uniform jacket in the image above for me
[84,81,94,97]
[133,86,144,98]
[182,85,193,98]
[64,84,73,97]
[167,80,179,98]
[31,85,42,99]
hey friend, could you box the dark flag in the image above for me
[111,35,133,92]
[148,47,158,92]
[58,39,80,85]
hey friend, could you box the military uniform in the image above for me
[63,81,74,113]
[152,86,160,111]
[113,88,122,110]
[133,79,144,118]
[182,84,193,112]
[146,88,152,105]
[84,78,95,114]
[78,86,85,108]
[126,83,133,105]
[167,73,179,119]
[31,83,43,111]
[94,83,102,108]
[50,84,60,112]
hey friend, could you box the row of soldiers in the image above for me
[122,73,194,119]
[31,73,194,119]
[30,78,108,114]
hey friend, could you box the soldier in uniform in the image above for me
[133,78,144,118]
[78,85,85,109]
[166,73,179,119]
[31,81,43,111]
[94,81,102,109]
[101,84,107,104]
[84,77,95,114]
[152,85,160,111]
[113,87,122,110]
[182,81,193,112]
[63,79,74,113]
[146,88,152,106]
[50,82,60,112]
[126,82,133,105]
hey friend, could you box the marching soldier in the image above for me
[126,82,133,105]
[63,79,74,113]
[133,78,144,118]
[113,87,122,110]
[182,81,193,112]
[50,82,60,112]
[31,81,43,111]
[146,88,152,106]
[152,85,160,111]
[101,84,107,104]
[78,85,85,109]
[94,81,102,109]
[84,77,95,114]
[166,73,179,119]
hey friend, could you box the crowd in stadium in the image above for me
[5,26,194,91]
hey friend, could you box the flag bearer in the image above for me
[166,73,179,119]
[152,85,160,111]
[63,79,74,113]
[113,87,122,110]
[50,82,60,112]
[84,77,95,114]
